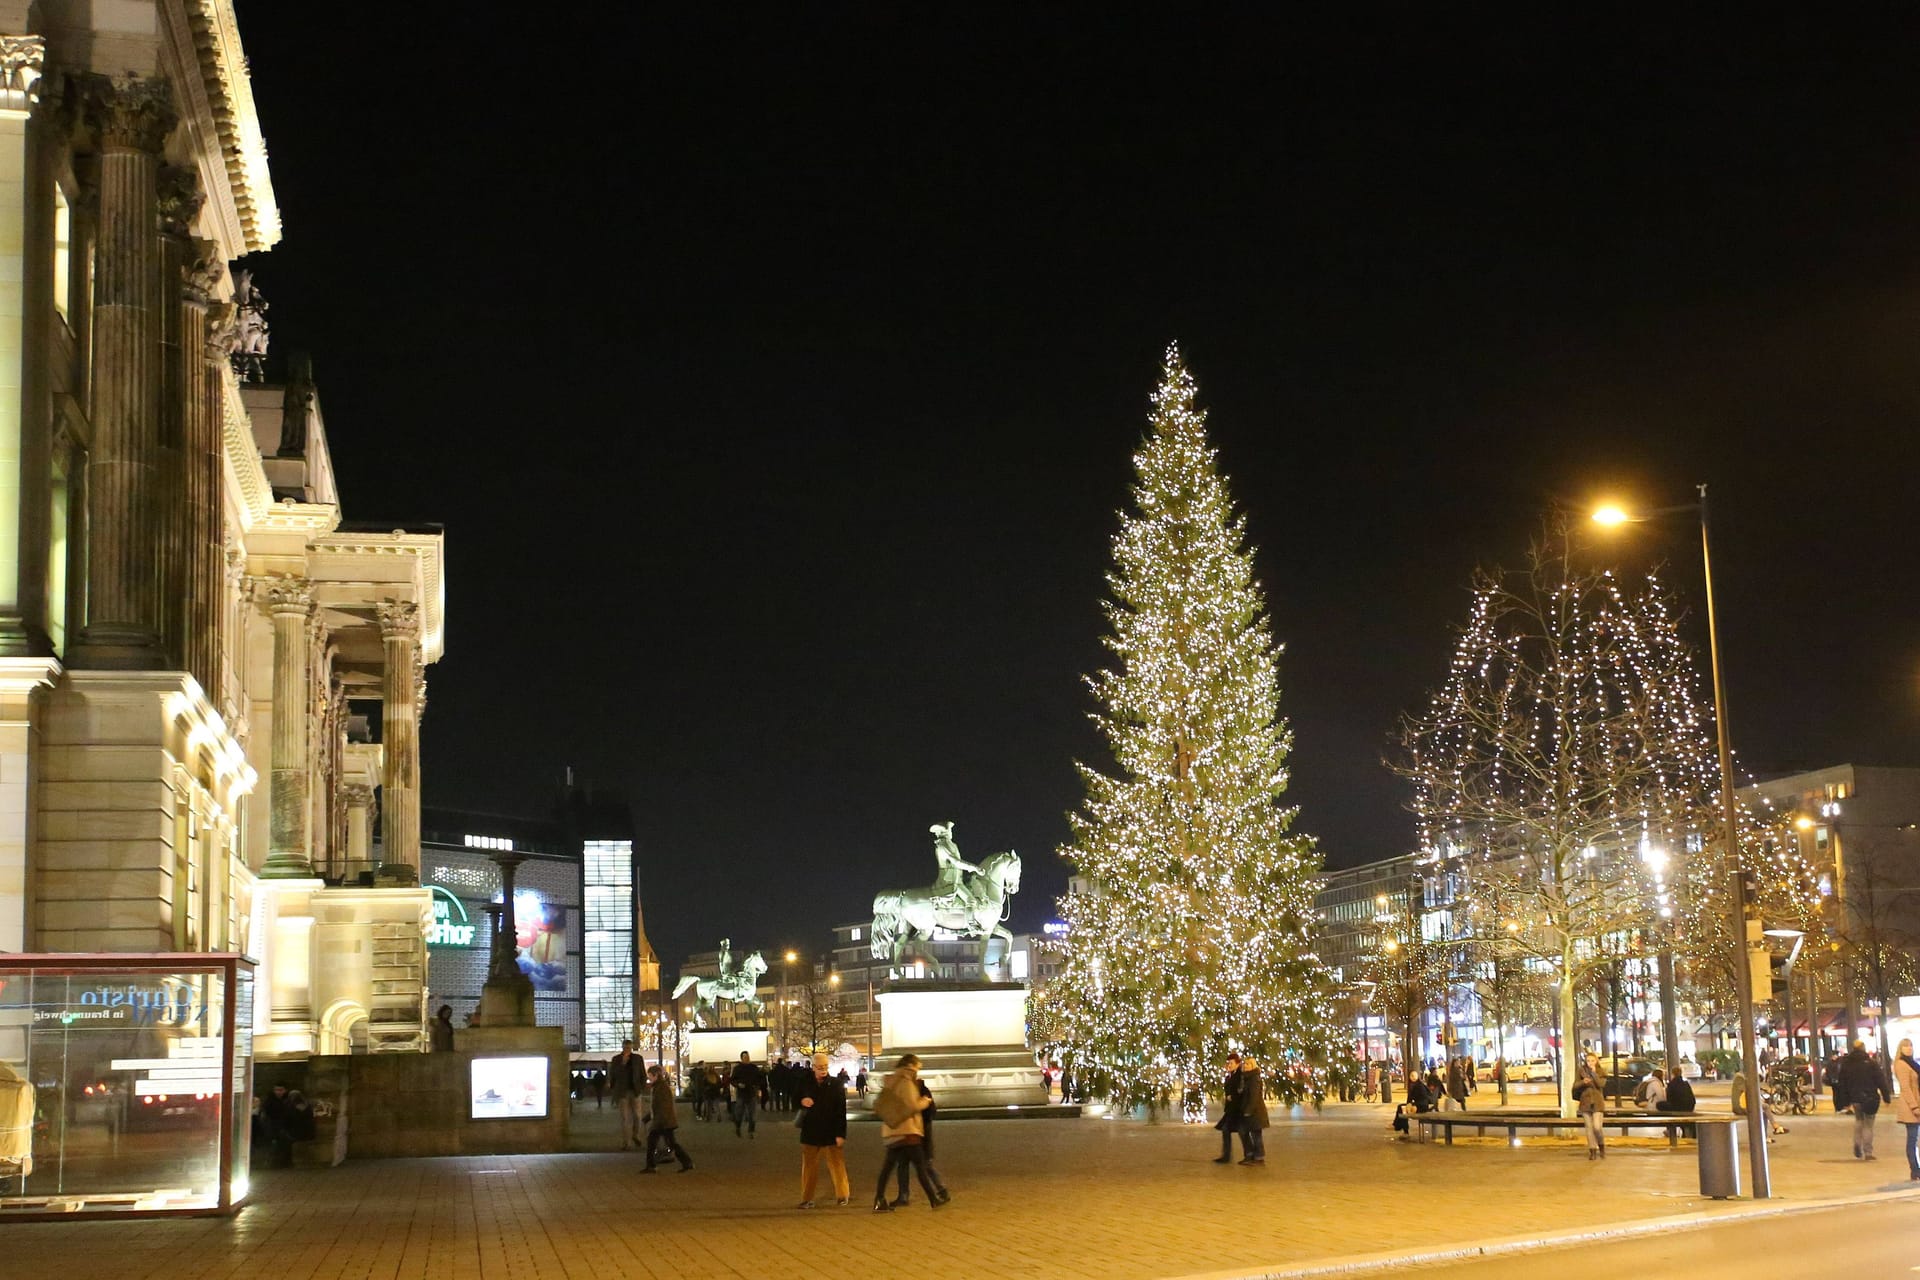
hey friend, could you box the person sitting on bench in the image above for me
[1657,1071,1695,1112]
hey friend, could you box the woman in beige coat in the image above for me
[1892,1038,1920,1181]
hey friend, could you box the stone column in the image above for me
[72,76,174,668]
[342,780,375,867]
[260,577,315,878]
[377,601,421,883]
[181,241,225,692]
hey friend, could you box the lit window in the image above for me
[851,926,861,941]
[52,187,70,322]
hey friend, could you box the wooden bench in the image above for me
[1414,1109,1726,1149]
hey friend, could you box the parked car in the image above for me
[1602,1056,1658,1099]
[1474,1059,1500,1083]
[1508,1057,1557,1083]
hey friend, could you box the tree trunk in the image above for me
[1558,952,1579,1119]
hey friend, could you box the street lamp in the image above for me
[782,950,800,1054]
[1594,487,1770,1198]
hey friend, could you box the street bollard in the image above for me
[1697,1119,1740,1199]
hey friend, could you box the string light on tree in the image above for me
[1038,343,1350,1121]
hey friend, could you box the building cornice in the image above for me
[220,359,273,528]
[311,532,446,664]
[163,0,279,253]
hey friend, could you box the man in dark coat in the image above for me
[730,1052,765,1138]
[796,1051,850,1207]
[640,1065,694,1172]
[608,1040,645,1148]
[1839,1040,1892,1160]
[1212,1051,1245,1163]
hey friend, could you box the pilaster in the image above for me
[69,74,176,668]
[377,601,420,885]
[259,575,314,879]
[0,655,57,951]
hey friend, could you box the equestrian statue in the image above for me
[670,938,769,1026]
[870,822,1022,976]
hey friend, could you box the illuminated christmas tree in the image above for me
[1047,344,1347,1118]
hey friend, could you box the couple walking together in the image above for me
[1213,1052,1269,1165]
[796,1050,952,1210]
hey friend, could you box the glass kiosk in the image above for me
[0,954,255,1218]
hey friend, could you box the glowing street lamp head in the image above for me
[1592,504,1631,527]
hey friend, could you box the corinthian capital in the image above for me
[158,165,204,236]
[81,73,176,152]
[376,600,421,641]
[250,575,315,616]
[0,34,44,107]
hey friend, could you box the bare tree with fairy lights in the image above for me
[1045,344,1348,1121]
[1399,517,1820,1116]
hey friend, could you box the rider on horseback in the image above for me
[928,822,982,914]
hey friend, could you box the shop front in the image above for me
[0,954,254,1218]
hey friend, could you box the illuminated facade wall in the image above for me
[420,824,584,1050]
[583,839,634,1052]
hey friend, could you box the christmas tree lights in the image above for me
[1042,345,1349,1119]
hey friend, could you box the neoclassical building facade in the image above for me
[0,1,443,1060]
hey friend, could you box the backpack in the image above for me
[873,1075,914,1126]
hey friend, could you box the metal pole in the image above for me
[1700,484,1770,1198]
[1808,964,1821,1094]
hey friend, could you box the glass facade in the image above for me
[582,839,634,1051]
[0,955,253,1218]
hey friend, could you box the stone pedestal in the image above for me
[298,1024,570,1159]
[877,982,1047,1108]
[685,1026,769,1067]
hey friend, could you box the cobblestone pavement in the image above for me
[9,1100,1915,1280]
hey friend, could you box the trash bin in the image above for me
[1698,1119,1740,1198]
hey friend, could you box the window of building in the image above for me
[46,454,66,652]
[52,186,70,322]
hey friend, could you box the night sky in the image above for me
[232,9,1920,969]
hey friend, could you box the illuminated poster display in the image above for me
[510,890,567,993]
[470,1057,549,1120]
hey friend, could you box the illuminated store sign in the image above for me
[34,981,204,1026]
[464,834,513,851]
[1042,920,1069,937]
[429,886,478,948]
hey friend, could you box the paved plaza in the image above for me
[11,1099,1918,1280]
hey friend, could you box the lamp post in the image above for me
[782,949,797,1054]
[1595,487,1770,1197]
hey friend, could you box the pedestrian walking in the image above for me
[1574,1052,1606,1160]
[640,1064,694,1173]
[869,1054,945,1211]
[1237,1056,1269,1165]
[1446,1057,1468,1111]
[796,1051,851,1208]
[1892,1038,1920,1182]
[730,1051,764,1138]
[1839,1039,1892,1160]
[609,1040,645,1148]
[1212,1051,1245,1163]
[1363,1061,1379,1104]
[889,1073,950,1204]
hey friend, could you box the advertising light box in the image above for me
[470,1057,549,1120]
